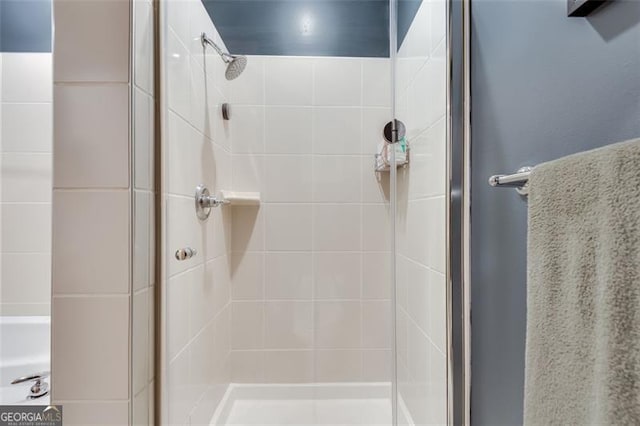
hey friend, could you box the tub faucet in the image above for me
[11,371,50,399]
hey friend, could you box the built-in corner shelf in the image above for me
[221,191,261,206]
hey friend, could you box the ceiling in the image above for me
[201,0,422,58]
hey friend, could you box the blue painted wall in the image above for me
[471,1,640,424]
[201,0,421,57]
[0,0,52,53]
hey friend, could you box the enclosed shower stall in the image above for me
[154,0,454,423]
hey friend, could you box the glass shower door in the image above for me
[392,0,450,424]
[160,0,416,424]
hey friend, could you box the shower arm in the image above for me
[201,32,233,63]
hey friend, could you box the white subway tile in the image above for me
[1,53,52,102]
[313,107,361,155]
[264,350,313,383]
[315,350,362,382]
[167,111,209,197]
[314,58,361,106]
[53,190,129,294]
[265,253,312,299]
[265,106,313,154]
[265,57,313,106]
[264,155,312,202]
[231,351,265,383]
[265,301,313,349]
[427,270,447,353]
[52,296,129,400]
[1,203,51,253]
[204,254,232,318]
[0,153,52,202]
[231,301,264,350]
[231,205,263,252]
[133,386,150,426]
[362,252,392,299]
[312,156,361,203]
[133,191,151,292]
[363,350,392,382]
[314,252,361,300]
[166,0,190,47]
[134,0,155,94]
[231,106,265,154]
[133,289,149,395]
[54,84,129,188]
[315,301,361,349]
[167,29,191,120]
[363,301,391,349]
[54,0,129,82]
[231,252,264,300]
[362,59,391,107]
[1,103,52,153]
[188,263,216,336]
[265,204,312,251]
[363,204,391,252]
[313,204,361,252]
[189,321,216,395]
[134,89,154,191]
[1,254,51,304]
[167,267,198,360]
[168,348,197,425]
[232,154,264,193]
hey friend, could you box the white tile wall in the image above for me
[230,54,393,386]
[163,0,233,424]
[53,84,129,188]
[53,0,130,83]
[395,0,448,424]
[0,53,52,317]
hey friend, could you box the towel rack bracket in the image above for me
[488,166,533,196]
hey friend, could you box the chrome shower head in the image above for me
[201,32,247,81]
[225,55,247,81]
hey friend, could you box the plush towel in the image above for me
[524,138,640,425]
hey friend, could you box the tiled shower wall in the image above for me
[229,56,393,383]
[163,0,233,423]
[0,53,52,316]
[395,0,448,424]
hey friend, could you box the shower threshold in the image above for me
[210,382,392,425]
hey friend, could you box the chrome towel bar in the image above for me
[488,166,533,195]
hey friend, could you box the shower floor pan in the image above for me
[210,382,392,425]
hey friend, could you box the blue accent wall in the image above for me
[0,0,52,53]
[201,0,421,57]
[471,1,640,424]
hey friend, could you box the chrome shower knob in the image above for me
[175,247,197,261]
[195,184,229,220]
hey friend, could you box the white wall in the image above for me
[0,52,52,316]
[229,55,393,384]
[395,0,448,424]
[163,0,233,424]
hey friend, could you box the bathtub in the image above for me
[0,316,50,405]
